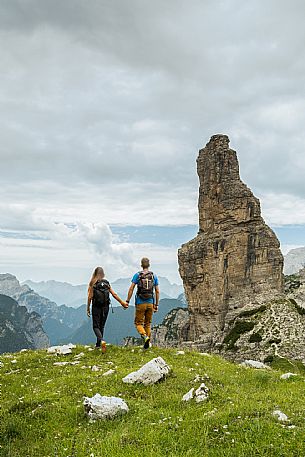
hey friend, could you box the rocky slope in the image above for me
[0,294,49,353]
[178,134,283,348]
[152,269,305,363]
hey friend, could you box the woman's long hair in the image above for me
[88,266,105,289]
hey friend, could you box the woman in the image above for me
[87,267,128,352]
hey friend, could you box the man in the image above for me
[126,257,159,349]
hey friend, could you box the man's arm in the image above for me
[126,283,136,304]
[154,285,160,312]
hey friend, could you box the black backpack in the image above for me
[137,271,155,300]
[92,279,110,307]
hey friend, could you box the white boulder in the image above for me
[122,357,170,386]
[182,388,194,402]
[47,344,76,355]
[83,394,129,421]
[280,372,297,380]
[241,360,271,370]
[273,409,288,422]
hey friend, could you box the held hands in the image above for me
[122,301,129,309]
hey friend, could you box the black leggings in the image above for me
[92,306,109,346]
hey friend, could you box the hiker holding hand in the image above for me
[87,266,128,353]
[126,257,159,349]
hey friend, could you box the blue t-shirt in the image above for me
[132,271,159,305]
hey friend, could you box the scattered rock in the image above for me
[273,410,288,422]
[199,353,211,357]
[91,365,100,372]
[47,344,76,355]
[0,361,3,368]
[74,352,85,359]
[83,394,129,421]
[20,349,28,352]
[280,372,298,380]
[182,388,194,402]
[53,361,80,366]
[103,369,115,376]
[240,360,271,370]
[122,357,170,386]
[176,351,185,355]
[182,383,209,402]
[11,359,17,364]
[192,375,204,383]
[195,383,209,402]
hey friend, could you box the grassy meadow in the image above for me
[1,345,305,457]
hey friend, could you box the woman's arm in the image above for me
[110,288,128,308]
[87,286,93,317]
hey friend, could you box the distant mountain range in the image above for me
[0,274,86,345]
[68,298,187,346]
[0,273,186,348]
[0,294,49,353]
[23,276,184,307]
[284,247,305,275]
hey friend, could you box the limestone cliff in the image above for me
[178,134,283,347]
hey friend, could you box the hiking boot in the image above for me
[143,335,150,349]
[101,341,107,354]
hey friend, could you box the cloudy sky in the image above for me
[0,0,305,285]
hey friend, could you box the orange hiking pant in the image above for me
[134,303,154,337]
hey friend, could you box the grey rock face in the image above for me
[178,135,283,347]
[0,274,87,345]
[284,247,305,275]
[151,308,190,348]
[0,294,49,353]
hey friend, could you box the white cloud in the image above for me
[260,193,305,226]
[1,0,305,281]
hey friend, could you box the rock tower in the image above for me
[178,134,283,346]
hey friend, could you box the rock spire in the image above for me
[178,134,283,346]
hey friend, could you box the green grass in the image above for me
[1,345,305,457]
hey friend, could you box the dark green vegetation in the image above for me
[264,355,305,375]
[238,305,267,318]
[1,346,305,457]
[223,321,255,350]
[249,332,262,343]
[289,298,305,316]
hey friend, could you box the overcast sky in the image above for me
[0,0,305,284]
